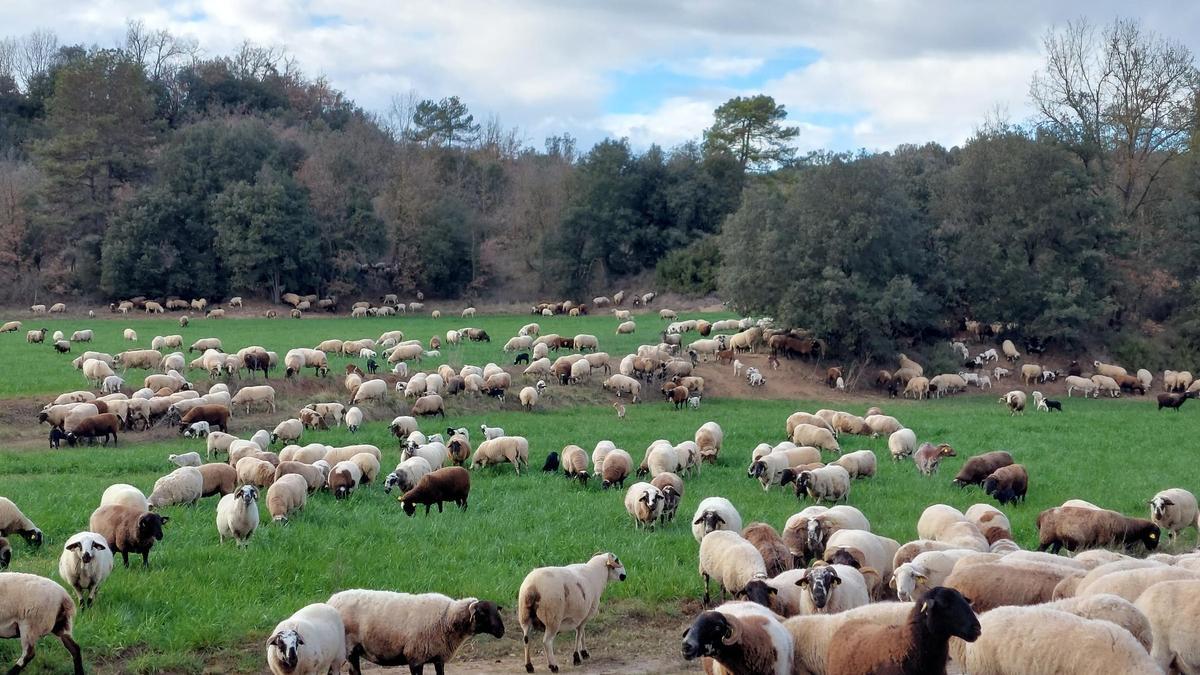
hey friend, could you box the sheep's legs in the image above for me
[543,630,559,673]
[522,626,534,673]
[577,624,589,660]
[55,631,83,675]
[10,628,35,674]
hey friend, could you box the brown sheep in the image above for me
[65,413,121,446]
[826,367,843,388]
[446,434,471,466]
[952,451,1013,487]
[741,522,793,577]
[273,461,325,492]
[179,405,229,433]
[399,467,470,516]
[913,443,955,476]
[88,505,168,568]
[664,385,689,409]
[197,463,236,498]
[983,464,1028,505]
[1113,374,1145,394]
[943,562,1080,612]
[1036,506,1161,554]
[601,450,633,490]
[411,394,445,418]
[825,586,980,675]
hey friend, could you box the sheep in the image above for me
[411,393,446,418]
[328,591,502,675]
[350,378,388,406]
[99,484,149,511]
[236,457,276,490]
[168,452,202,468]
[888,428,917,461]
[147,466,204,509]
[681,602,793,675]
[350,452,380,484]
[383,457,433,495]
[832,450,877,479]
[1091,374,1121,398]
[197,463,237,498]
[398,466,470,517]
[1038,506,1161,554]
[795,465,852,504]
[983,464,1029,505]
[58,532,114,608]
[891,550,977,601]
[88,505,168,568]
[999,390,1027,415]
[623,482,664,530]
[480,424,504,441]
[560,445,589,485]
[0,572,85,674]
[735,522,790,578]
[0,497,43,548]
[1134,579,1200,672]
[519,381,545,411]
[699,530,767,607]
[825,586,980,674]
[266,474,307,524]
[692,497,743,543]
[326,460,363,500]
[953,451,1014,487]
[917,504,968,540]
[823,529,901,591]
[965,503,1013,544]
[471,436,530,475]
[793,563,873,615]
[791,423,841,455]
[949,605,1157,675]
[215,485,260,546]
[944,560,1081,612]
[271,419,303,445]
[600,449,633,489]
[783,505,871,567]
[518,552,626,673]
[911,443,955,476]
[1149,487,1198,544]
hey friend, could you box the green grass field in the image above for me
[0,311,722,400]
[1,381,1197,672]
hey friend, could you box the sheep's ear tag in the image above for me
[1150,532,1158,539]
[920,601,928,613]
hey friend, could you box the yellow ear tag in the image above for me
[920,602,928,613]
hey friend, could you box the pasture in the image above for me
[1,358,1196,675]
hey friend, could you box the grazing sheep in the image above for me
[398,467,470,516]
[825,586,980,675]
[266,474,307,523]
[742,522,793,577]
[58,532,114,607]
[692,497,742,542]
[88,505,168,568]
[699,530,767,607]
[518,552,626,673]
[329,591,502,675]
[832,450,877,479]
[949,605,1157,675]
[216,485,260,546]
[965,503,1013,544]
[411,393,446,418]
[0,572,85,674]
[1149,487,1198,544]
[1135,579,1200,672]
[623,482,664,529]
[888,428,917,461]
[984,464,1029,505]
[891,550,977,601]
[236,457,277,490]
[791,423,840,454]
[271,419,303,445]
[168,452,202,468]
[183,421,210,438]
[600,449,633,489]
[147,466,204,508]
[694,421,724,463]
[795,465,852,504]
[329,461,363,500]
[913,443,955,476]
[1037,506,1160,554]
[383,457,433,495]
[471,436,530,475]
[824,529,902,590]
[99,484,149,512]
[681,602,793,675]
[782,505,871,567]
[953,451,1014,487]
[944,562,1079,611]
[198,463,237,498]
[0,497,43,547]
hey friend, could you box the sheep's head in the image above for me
[794,471,814,498]
[1149,497,1173,521]
[468,600,505,638]
[937,444,956,458]
[693,510,725,535]
[917,587,980,642]
[268,630,303,670]
[798,565,841,609]
[737,578,776,609]
[639,488,659,512]
[66,535,106,564]
[237,485,258,506]
[682,611,736,660]
[138,513,168,541]
[806,518,826,554]
[748,461,766,479]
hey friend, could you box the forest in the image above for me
[1,18,1199,361]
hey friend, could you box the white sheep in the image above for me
[891,550,976,601]
[147,466,204,509]
[887,428,917,461]
[823,529,901,589]
[271,419,303,445]
[168,452,202,468]
[216,485,260,546]
[99,484,148,512]
[832,450,877,479]
[623,482,664,529]
[691,496,742,542]
[101,375,124,395]
[383,457,433,495]
[266,474,307,523]
[0,572,84,673]
[265,602,347,675]
[1149,488,1198,544]
[470,437,529,474]
[518,553,626,673]
[797,563,872,615]
[58,532,114,608]
[796,465,852,504]
[1135,579,1200,672]
[345,406,364,433]
[698,530,767,607]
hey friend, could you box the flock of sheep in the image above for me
[3,304,1200,673]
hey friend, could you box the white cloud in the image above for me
[3,1,1198,153]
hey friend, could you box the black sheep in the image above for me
[514,352,530,365]
[49,425,67,449]
[541,452,560,472]
[1044,399,1062,412]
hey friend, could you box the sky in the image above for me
[5,1,1200,153]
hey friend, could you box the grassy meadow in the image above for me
[0,310,1197,672]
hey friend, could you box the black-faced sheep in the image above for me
[1037,506,1160,554]
[399,467,470,516]
[88,506,168,568]
[952,451,1014,487]
[681,602,793,675]
[0,497,43,547]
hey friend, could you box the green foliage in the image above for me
[656,236,721,295]
[704,94,799,171]
[410,196,474,296]
[408,95,480,148]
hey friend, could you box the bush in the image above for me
[656,236,721,296]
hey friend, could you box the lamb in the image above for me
[1135,579,1200,672]
[692,497,742,542]
[984,464,1028,505]
[0,572,85,674]
[235,457,277,489]
[168,452,202,468]
[329,461,363,500]
[795,465,852,503]
[518,552,626,673]
[183,421,210,438]
[398,466,471,516]
[0,497,44,546]
[699,530,767,607]
[1148,487,1198,544]
[623,482,664,529]
[825,586,980,675]
[471,436,530,475]
[1037,506,1161,553]
[953,451,1014,487]
[888,428,917,461]
[216,485,260,546]
[198,463,237,497]
[58,532,114,608]
[88,505,168,567]
[913,443,956,475]
[266,474,307,523]
[948,605,1157,675]
[329,590,502,675]
[147,466,204,508]
[480,423,504,440]
[681,602,793,675]
[600,449,633,489]
[100,484,149,511]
